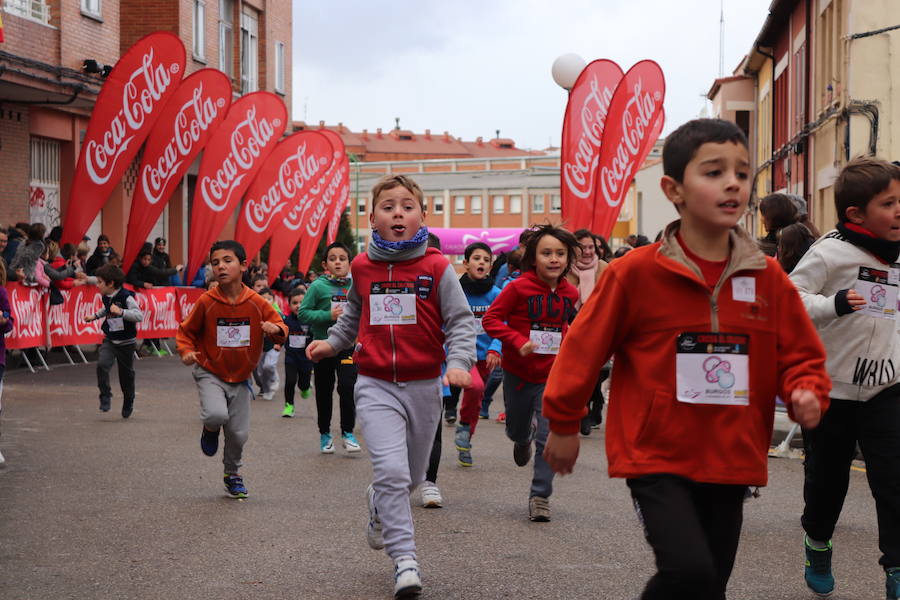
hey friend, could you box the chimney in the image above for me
[376,128,383,139]
[338,121,344,132]
[443,131,450,142]
[476,136,484,146]
[362,129,369,141]
[318,120,325,129]
[424,129,431,140]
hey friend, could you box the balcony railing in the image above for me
[4,0,51,25]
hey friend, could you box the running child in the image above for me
[789,156,900,598]
[481,224,579,522]
[253,287,282,401]
[541,118,830,599]
[307,174,476,598]
[281,286,314,418]
[176,240,287,499]
[298,242,361,453]
[83,264,144,419]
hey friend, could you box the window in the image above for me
[432,195,444,214]
[81,0,101,17]
[5,0,51,23]
[193,0,206,60]
[240,8,259,93]
[29,137,61,227]
[471,195,482,214]
[218,0,234,77]
[550,195,561,213]
[510,195,522,214]
[492,195,504,214]
[357,197,366,215]
[274,41,285,93]
[531,194,545,213]
[454,195,466,214]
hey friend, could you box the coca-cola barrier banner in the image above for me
[5,284,47,349]
[234,130,334,263]
[61,32,186,246]
[186,91,287,285]
[318,129,350,246]
[428,228,524,255]
[122,69,232,272]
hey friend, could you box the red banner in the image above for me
[234,130,334,262]
[47,286,104,347]
[176,286,205,324]
[592,60,666,238]
[318,129,349,246]
[186,91,287,285]
[130,287,179,338]
[61,32,186,246]
[4,284,47,350]
[122,69,232,272]
[560,59,624,232]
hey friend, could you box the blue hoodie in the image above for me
[459,273,502,360]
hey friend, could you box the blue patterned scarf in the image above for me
[370,226,429,253]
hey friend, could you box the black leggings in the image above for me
[283,362,312,406]
[426,417,442,484]
[313,350,357,435]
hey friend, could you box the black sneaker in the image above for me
[99,397,111,412]
[223,474,248,499]
[200,427,219,456]
[122,401,133,419]
[580,417,592,436]
[513,441,532,467]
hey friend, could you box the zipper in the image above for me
[388,263,398,383]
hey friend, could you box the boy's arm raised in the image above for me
[438,264,477,374]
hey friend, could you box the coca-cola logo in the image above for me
[10,286,44,339]
[74,289,104,336]
[563,75,616,200]
[150,292,178,331]
[178,292,199,321]
[304,163,344,236]
[200,106,280,212]
[85,49,178,185]
[141,83,224,205]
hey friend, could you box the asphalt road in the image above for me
[0,354,885,599]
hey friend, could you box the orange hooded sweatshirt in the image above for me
[543,222,831,487]
[176,284,287,383]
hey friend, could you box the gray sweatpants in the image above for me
[192,366,252,475]
[503,371,554,499]
[355,374,442,560]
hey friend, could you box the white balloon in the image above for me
[551,53,587,90]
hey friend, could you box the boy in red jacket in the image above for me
[542,119,831,599]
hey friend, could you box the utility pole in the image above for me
[719,0,725,77]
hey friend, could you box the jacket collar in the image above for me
[657,219,768,286]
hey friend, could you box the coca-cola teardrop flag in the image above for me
[185,91,287,283]
[592,60,666,238]
[317,129,349,246]
[61,32,186,245]
[233,130,334,263]
[560,59,624,232]
[121,69,232,272]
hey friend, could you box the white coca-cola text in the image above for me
[10,287,44,340]
[563,75,615,200]
[599,78,656,208]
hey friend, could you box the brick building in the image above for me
[0,0,292,264]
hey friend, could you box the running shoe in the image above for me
[455,425,473,467]
[0,448,5,467]
[261,391,275,401]
[366,484,385,549]
[479,410,490,419]
[200,427,219,456]
[529,496,551,522]
[122,400,133,419]
[300,388,311,399]
[580,417,591,436]
[444,412,456,426]
[887,567,900,600]
[342,432,362,453]
[513,440,532,467]
[420,482,443,508]
[320,433,334,454]
[281,403,295,418]
[804,535,834,597]
[99,396,111,412]
[223,474,248,499]
[393,555,422,599]
[496,412,506,424]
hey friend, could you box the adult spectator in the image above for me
[150,237,174,285]
[4,223,27,266]
[85,234,115,275]
[758,193,799,256]
[788,193,822,239]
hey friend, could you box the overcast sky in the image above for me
[291,0,772,151]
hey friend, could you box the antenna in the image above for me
[718,0,725,77]
[395,117,400,130]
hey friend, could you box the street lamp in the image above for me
[551,53,586,91]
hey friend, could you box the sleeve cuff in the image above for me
[834,289,855,316]
[548,420,581,435]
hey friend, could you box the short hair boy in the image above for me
[176,240,287,499]
[84,264,144,418]
[280,287,315,418]
[789,156,900,596]
[542,118,830,598]
[307,174,476,598]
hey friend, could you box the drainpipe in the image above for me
[804,0,812,214]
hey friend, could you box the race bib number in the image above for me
[731,276,756,302]
[288,334,307,349]
[529,323,562,355]
[217,318,251,348]
[856,266,899,321]
[369,282,417,325]
[676,332,749,405]
[106,317,124,332]
[331,294,348,314]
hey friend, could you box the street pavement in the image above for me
[0,353,886,600]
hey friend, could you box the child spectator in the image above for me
[83,264,144,418]
[281,286,314,418]
[176,240,286,498]
[541,118,830,599]
[789,156,900,597]
[481,224,579,522]
[253,287,282,401]
[298,242,360,454]
[250,274,268,294]
[307,174,475,598]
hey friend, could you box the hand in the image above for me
[144,282,153,289]
[261,321,281,336]
[108,304,123,316]
[74,272,88,281]
[543,432,580,475]
[790,388,822,429]
[331,305,344,320]
[181,351,200,366]
[273,344,282,352]
[83,315,95,323]
[176,264,184,272]
[443,368,472,389]
[518,341,535,356]
[306,340,336,362]
[847,289,866,310]
[486,352,501,371]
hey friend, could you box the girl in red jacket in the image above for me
[481,223,579,522]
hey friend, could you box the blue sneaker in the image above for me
[804,536,834,597]
[455,424,473,467]
[887,567,900,600]
[342,432,361,453]
[200,427,219,456]
[320,433,334,454]
[223,474,248,499]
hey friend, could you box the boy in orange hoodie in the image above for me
[176,240,287,498]
[542,119,831,599]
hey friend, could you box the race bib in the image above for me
[856,266,899,321]
[106,317,124,332]
[288,334,307,349]
[676,332,749,405]
[731,276,756,302]
[471,305,489,335]
[330,294,348,314]
[216,317,251,348]
[369,281,417,325]
[529,323,562,355]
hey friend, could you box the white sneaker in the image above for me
[393,555,422,599]
[366,484,384,549]
[420,482,443,508]
[261,391,275,401]
[0,448,5,467]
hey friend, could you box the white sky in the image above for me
[292,0,773,151]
